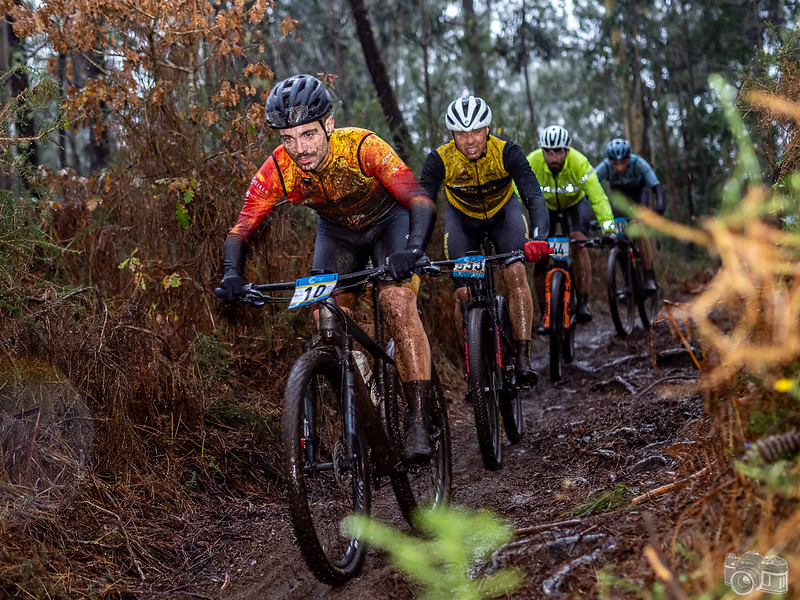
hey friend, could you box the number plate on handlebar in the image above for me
[289,273,339,308]
[453,255,486,278]
[547,237,570,260]
[614,217,628,235]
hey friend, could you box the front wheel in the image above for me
[466,304,503,470]
[495,296,523,443]
[382,350,452,523]
[548,270,566,382]
[608,245,635,337]
[282,348,370,585]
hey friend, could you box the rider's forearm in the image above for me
[525,201,550,241]
[407,195,437,250]
[223,234,247,277]
[652,184,665,213]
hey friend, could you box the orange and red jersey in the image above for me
[229,127,427,241]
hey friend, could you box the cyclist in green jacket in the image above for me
[525,125,615,329]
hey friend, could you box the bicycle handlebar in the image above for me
[215,256,439,305]
[428,250,525,272]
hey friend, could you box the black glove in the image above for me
[219,274,245,303]
[386,245,423,281]
[220,235,247,303]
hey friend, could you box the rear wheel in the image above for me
[608,245,635,337]
[548,270,566,382]
[563,275,576,364]
[495,297,523,443]
[466,305,503,470]
[282,348,369,585]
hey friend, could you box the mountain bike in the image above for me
[431,239,525,471]
[217,264,452,585]
[542,235,604,382]
[606,216,660,337]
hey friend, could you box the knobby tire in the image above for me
[282,348,369,585]
[382,349,452,523]
[495,297,523,443]
[607,245,635,337]
[466,305,503,470]
[549,270,566,382]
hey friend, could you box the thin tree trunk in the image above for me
[347,0,414,161]
[521,0,536,134]
[462,0,489,99]
[327,0,351,123]
[418,0,435,149]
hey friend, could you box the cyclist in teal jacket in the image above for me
[595,138,663,293]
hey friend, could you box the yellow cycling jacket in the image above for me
[421,134,547,226]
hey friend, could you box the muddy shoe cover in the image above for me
[401,380,433,464]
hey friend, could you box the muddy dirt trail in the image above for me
[174,304,702,600]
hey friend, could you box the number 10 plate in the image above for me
[289,273,339,308]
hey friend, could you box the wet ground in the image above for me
[163,302,705,600]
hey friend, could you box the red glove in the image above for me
[524,240,552,262]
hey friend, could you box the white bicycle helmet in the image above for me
[538,125,571,149]
[445,96,492,132]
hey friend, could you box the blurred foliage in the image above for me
[345,506,522,600]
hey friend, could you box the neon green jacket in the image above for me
[525,148,615,232]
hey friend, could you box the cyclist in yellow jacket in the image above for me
[420,95,550,386]
[525,126,615,329]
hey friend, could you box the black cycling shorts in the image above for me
[444,195,529,261]
[312,203,409,275]
[548,197,593,236]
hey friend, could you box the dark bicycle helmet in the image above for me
[606,138,631,160]
[445,95,492,131]
[538,125,571,149]
[265,74,333,129]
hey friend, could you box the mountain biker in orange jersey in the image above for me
[218,74,438,463]
[524,126,616,330]
[595,138,664,294]
[420,95,550,387]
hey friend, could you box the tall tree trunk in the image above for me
[0,15,12,194]
[327,0,352,123]
[678,0,709,213]
[418,0,435,149]
[84,50,111,172]
[57,53,68,170]
[462,0,490,100]
[6,11,38,174]
[347,0,414,161]
[521,0,537,135]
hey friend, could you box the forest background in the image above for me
[1,0,800,597]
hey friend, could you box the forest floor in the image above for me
[145,293,713,600]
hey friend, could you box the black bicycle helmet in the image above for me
[606,138,631,160]
[264,74,333,129]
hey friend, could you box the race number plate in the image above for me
[453,255,486,278]
[289,273,339,308]
[548,237,570,260]
[614,217,628,235]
